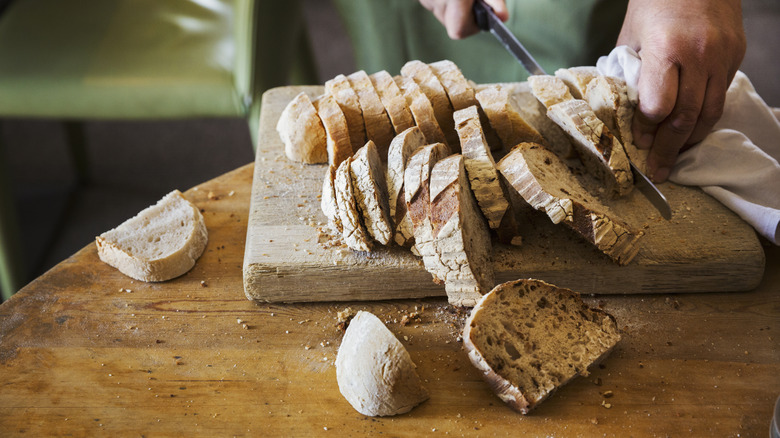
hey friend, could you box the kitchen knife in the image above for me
[472,0,672,219]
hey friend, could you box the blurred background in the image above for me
[1,0,778,297]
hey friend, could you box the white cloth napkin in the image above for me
[597,46,780,245]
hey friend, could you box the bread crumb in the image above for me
[601,390,613,398]
[590,418,599,425]
[201,281,208,287]
[336,307,356,331]
[208,191,219,200]
[601,400,611,409]
[510,236,523,246]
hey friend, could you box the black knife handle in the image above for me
[473,0,490,31]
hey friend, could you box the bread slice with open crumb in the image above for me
[96,190,208,282]
[463,279,621,414]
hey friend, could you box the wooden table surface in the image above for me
[1,163,778,437]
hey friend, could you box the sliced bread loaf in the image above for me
[386,126,427,247]
[96,190,208,282]
[428,154,494,307]
[463,279,621,414]
[350,141,394,246]
[497,143,643,265]
[370,70,415,136]
[336,311,429,416]
[277,92,327,164]
[349,70,395,157]
[325,74,367,152]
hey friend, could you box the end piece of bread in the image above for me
[428,154,494,307]
[528,75,574,108]
[401,60,458,148]
[351,141,394,246]
[546,99,634,197]
[463,279,621,414]
[371,70,416,136]
[554,66,599,99]
[335,156,373,252]
[325,74,367,152]
[315,93,353,168]
[387,127,427,247]
[336,311,429,416]
[349,70,396,157]
[497,143,643,265]
[96,190,208,282]
[454,105,510,230]
[475,84,546,155]
[277,92,327,164]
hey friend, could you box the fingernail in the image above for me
[637,133,654,149]
[651,166,670,183]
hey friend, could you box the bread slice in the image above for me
[454,105,510,230]
[462,279,621,414]
[401,60,458,149]
[497,143,643,265]
[336,311,429,416]
[314,93,353,167]
[321,165,342,232]
[96,190,208,282]
[554,66,599,99]
[404,142,451,261]
[474,84,546,155]
[546,99,634,197]
[350,141,394,246]
[527,75,574,108]
[277,92,327,164]
[386,126,427,247]
[427,154,494,307]
[325,74,367,152]
[585,75,648,174]
[398,76,449,147]
[335,156,373,252]
[371,70,415,136]
[349,70,395,157]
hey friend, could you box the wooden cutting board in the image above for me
[243,86,765,302]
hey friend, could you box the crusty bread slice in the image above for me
[527,75,574,108]
[401,60,458,149]
[497,143,643,265]
[336,311,429,416]
[96,190,208,282]
[277,92,327,164]
[474,84,546,155]
[349,70,395,157]
[585,75,648,174]
[546,99,634,197]
[314,93,353,168]
[335,156,373,252]
[386,126,427,247]
[351,141,394,246]
[454,105,510,230]
[326,74,367,152]
[554,66,599,99]
[463,279,621,414]
[370,70,415,136]
[397,76,449,147]
[404,142,451,261]
[427,154,494,307]
[321,165,342,232]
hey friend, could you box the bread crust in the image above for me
[96,190,208,282]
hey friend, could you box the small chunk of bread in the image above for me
[326,74,367,152]
[546,99,633,197]
[463,279,621,414]
[277,92,327,164]
[336,311,429,416]
[497,143,643,265]
[427,154,495,307]
[387,127,427,247]
[351,141,394,245]
[315,93,353,167]
[96,190,208,282]
[335,156,373,252]
[371,70,416,136]
[349,70,395,157]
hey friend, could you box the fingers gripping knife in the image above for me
[472,0,672,219]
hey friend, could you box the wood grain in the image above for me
[0,162,777,436]
[244,86,765,303]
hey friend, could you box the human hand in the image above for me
[617,0,746,182]
[419,0,509,39]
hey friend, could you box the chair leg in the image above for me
[0,122,26,301]
[64,121,90,186]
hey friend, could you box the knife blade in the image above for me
[472,0,672,219]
